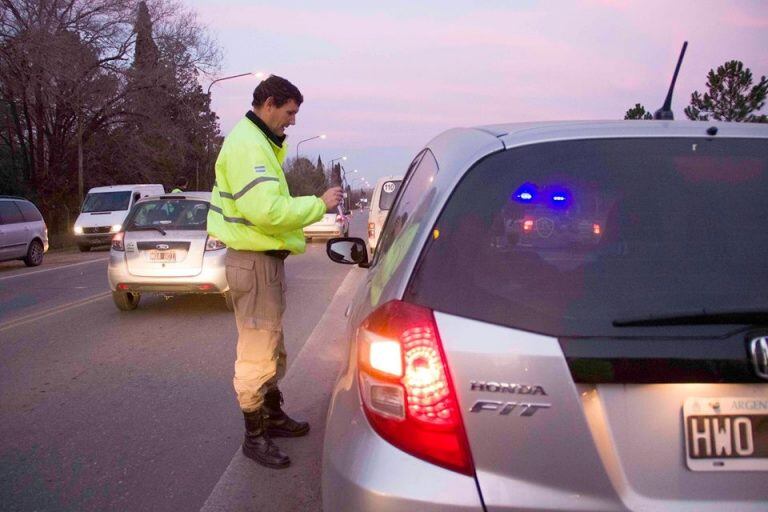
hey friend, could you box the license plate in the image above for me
[683,397,768,471]
[149,250,176,262]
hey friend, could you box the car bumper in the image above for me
[76,233,115,246]
[107,249,229,293]
[304,227,344,238]
[322,374,483,512]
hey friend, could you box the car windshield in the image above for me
[407,137,768,337]
[81,191,132,212]
[379,180,402,210]
[124,199,209,231]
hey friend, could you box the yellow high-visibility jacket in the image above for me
[207,114,325,253]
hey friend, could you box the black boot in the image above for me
[264,388,310,437]
[242,409,291,469]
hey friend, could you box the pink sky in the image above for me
[187,0,768,184]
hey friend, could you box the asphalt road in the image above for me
[0,212,367,512]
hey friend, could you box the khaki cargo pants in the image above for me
[226,249,287,413]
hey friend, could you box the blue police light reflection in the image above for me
[548,189,571,209]
[512,183,538,203]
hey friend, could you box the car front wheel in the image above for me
[112,291,140,311]
[23,239,44,267]
[78,243,91,252]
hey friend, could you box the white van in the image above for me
[367,175,403,253]
[74,184,165,251]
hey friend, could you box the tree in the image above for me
[624,103,653,120]
[684,60,767,122]
[0,0,221,238]
[285,157,326,197]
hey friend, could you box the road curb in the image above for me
[200,265,366,512]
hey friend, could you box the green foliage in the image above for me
[624,103,653,120]
[684,60,767,122]
[285,157,327,197]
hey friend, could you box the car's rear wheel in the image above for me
[223,291,234,311]
[78,243,91,252]
[23,239,44,267]
[112,291,140,311]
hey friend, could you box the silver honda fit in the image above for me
[323,120,768,511]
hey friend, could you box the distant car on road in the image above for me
[107,192,231,311]
[367,175,402,253]
[74,184,165,252]
[0,196,48,266]
[303,212,349,241]
[323,120,768,511]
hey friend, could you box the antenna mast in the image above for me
[654,41,688,120]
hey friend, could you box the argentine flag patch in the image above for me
[254,165,266,173]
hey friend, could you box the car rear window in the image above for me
[406,137,768,337]
[124,200,209,230]
[378,180,402,210]
[82,191,131,212]
[16,200,43,222]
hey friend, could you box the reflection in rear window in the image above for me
[82,191,131,212]
[407,138,768,337]
[125,200,209,230]
[379,180,402,210]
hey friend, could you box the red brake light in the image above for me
[523,219,534,232]
[593,223,601,235]
[111,232,125,251]
[357,300,475,475]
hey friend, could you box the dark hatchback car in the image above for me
[323,121,768,511]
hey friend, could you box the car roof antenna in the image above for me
[654,41,688,120]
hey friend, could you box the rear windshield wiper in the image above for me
[613,310,768,327]
[129,226,167,236]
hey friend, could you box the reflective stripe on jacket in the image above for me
[207,116,325,253]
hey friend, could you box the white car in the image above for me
[0,196,48,266]
[74,184,165,252]
[303,212,349,241]
[367,175,402,253]
[323,120,768,511]
[107,192,231,311]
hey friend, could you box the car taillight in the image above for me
[593,223,601,235]
[368,222,375,238]
[111,232,124,251]
[205,235,226,251]
[357,300,475,475]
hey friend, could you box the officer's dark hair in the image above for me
[175,176,188,188]
[252,75,303,108]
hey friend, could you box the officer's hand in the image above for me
[321,187,343,210]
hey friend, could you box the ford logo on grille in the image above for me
[156,244,170,250]
[749,336,768,380]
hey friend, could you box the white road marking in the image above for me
[0,291,111,333]
[0,257,109,282]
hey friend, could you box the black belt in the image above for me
[264,250,291,260]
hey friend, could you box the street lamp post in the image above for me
[295,134,326,161]
[207,71,268,95]
[327,156,346,184]
[204,71,268,189]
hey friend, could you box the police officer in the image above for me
[172,176,188,193]
[207,75,342,469]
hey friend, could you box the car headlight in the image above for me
[74,225,83,234]
[110,224,122,233]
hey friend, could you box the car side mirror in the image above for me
[327,237,369,267]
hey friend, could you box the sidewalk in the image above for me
[200,266,366,512]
